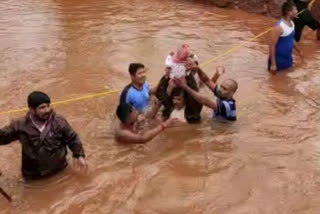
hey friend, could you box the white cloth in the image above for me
[279,20,295,37]
[170,107,186,122]
[165,55,174,67]
[165,55,186,79]
[30,115,47,133]
[170,63,186,79]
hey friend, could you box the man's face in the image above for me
[184,58,196,71]
[218,80,235,99]
[127,109,138,124]
[172,94,185,110]
[32,103,52,121]
[131,67,146,85]
[289,6,298,19]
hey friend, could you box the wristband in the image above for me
[160,123,166,131]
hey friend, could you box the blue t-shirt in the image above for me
[213,86,236,121]
[120,82,149,112]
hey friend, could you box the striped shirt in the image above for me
[213,86,237,121]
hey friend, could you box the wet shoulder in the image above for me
[143,82,149,90]
[120,84,132,104]
[275,19,282,26]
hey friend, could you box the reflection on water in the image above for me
[0,0,319,213]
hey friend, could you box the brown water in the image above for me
[0,0,319,213]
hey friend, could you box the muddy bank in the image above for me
[195,0,318,18]
[194,0,320,39]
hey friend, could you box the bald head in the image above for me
[218,79,238,99]
[225,79,238,92]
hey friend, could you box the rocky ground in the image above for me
[193,0,319,39]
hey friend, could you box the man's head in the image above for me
[217,79,238,100]
[27,91,52,121]
[172,88,185,110]
[116,103,138,125]
[128,63,146,86]
[184,57,197,71]
[282,1,297,19]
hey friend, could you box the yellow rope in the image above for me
[0,9,307,116]
[308,0,316,11]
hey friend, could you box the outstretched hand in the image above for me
[216,65,225,76]
[163,118,181,128]
[72,157,88,174]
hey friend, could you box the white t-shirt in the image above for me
[170,107,186,122]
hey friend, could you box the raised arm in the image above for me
[175,78,217,110]
[194,67,215,91]
[195,66,224,91]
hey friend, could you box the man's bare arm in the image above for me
[177,80,217,110]
[115,118,178,144]
[269,25,282,72]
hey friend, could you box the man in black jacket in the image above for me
[0,91,87,180]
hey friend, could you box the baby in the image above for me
[165,44,198,95]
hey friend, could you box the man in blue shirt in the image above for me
[119,63,158,119]
[120,63,150,113]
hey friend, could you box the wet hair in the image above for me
[128,63,145,76]
[116,103,133,123]
[282,1,295,16]
[226,79,238,92]
[27,91,51,109]
[186,57,199,66]
[171,87,186,101]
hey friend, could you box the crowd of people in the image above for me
[0,1,318,184]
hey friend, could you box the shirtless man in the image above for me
[115,103,178,144]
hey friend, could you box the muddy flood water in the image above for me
[0,0,319,213]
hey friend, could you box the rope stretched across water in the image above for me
[0,7,310,116]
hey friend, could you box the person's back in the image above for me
[293,0,320,42]
[155,68,202,123]
[310,0,320,40]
